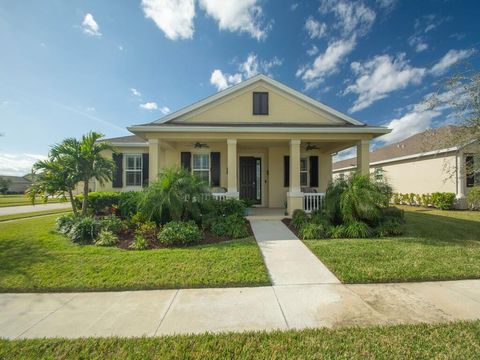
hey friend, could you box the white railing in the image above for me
[211,192,228,201]
[303,192,325,213]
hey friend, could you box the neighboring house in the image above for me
[98,74,390,214]
[0,175,32,194]
[333,126,480,207]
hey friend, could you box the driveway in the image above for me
[0,202,71,216]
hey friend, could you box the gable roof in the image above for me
[138,74,364,127]
[333,126,469,170]
[102,135,147,146]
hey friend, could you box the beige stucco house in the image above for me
[333,126,479,207]
[96,75,390,214]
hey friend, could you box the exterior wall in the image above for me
[175,81,346,125]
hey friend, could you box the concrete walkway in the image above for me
[250,220,340,285]
[0,202,71,216]
[1,280,480,339]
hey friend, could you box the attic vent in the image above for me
[253,92,268,115]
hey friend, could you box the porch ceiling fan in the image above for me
[305,142,319,151]
[193,142,209,149]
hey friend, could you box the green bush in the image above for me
[130,233,148,250]
[136,221,158,240]
[380,207,405,224]
[431,192,456,210]
[375,220,403,237]
[201,198,246,230]
[56,213,78,235]
[157,221,202,246]
[310,210,331,227]
[330,225,348,239]
[291,209,309,229]
[75,192,120,215]
[118,191,142,218]
[210,215,248,239]
[343,221,371,238]
[68,216,101,244]
[466,187,480,210]
[95,230,119,246]
[299,223,329,240]
[100,215,124,234]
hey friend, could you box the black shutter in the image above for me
[309,156,319,187]
[181,152,191,172]
[253,93,260,114]
[210,152,220,186]
[142,153,149,187]
[112,153,123,188]
[284,155,290,187]
[466,155,474,187]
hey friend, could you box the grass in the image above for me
[0,215,269,292]
[304,206,480,283]
[0,208,71,222]
[1,321,479,359]
[0,194,64,207]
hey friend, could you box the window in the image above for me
[466,155,480,187]
[300,158,308,187]
[192,153,210,184]
[375,167,384,181]
[339,173,345,180]
[125,154,142,186]
[253,92,268,115]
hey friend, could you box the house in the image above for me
[333,126,480,207]
[97,74,390,214]
[0,175,32,194]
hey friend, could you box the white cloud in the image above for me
[320,0,376,37]
[333,146,356,162]
[210,53,282,91]
[130,88,142,97]
[408,35,428,52]
[199,0,271,40]
[430,49,476,76]
[85,107,95,112]
[141,0,195,40]
[376,0,397,12]
[159,106,171,115]
[0,153,47,176]
[291,3,299,11]
[307,45,319,56]
[305,17,326,39]
[140,102,158,110]
[118,45,124,51]
[81,13,101,37]
[296,37,356,90]
[345,53,426,113]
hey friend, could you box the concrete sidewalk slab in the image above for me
[0,202,71,216]
[157,287,287,335]
[250,220,340,285]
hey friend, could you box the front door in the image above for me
[239,156,261,205]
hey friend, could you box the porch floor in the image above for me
[246,207,286,220]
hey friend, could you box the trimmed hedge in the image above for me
[75,192,120,214]
[391,192,456,210]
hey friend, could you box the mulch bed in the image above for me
[281,218,300,238]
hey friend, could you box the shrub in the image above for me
[157,221,202,246]
[431,192,456,210]
[343,221,371,238]
[291,209,309,229]
[56,213,78,234]
[95,230,119,246]
[201,198,246,230]
[75,192,120,215]
[100,215,124,234]
[210,215,248,239]
[380,207,405,224]
[375,220,403,237]
[330,225,348,239]
[310,210,331,227]
[118,191,142,219]
[466,187,480,210]
[68,216,101,244]
[130,233,148,250]
[136,221,158,241]
[299,223,329,240]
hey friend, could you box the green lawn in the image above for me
[0,194,65,207]
[305,206,480,283]
[0,208,71,222]
[1,321,479,359]
[0,215,269,292]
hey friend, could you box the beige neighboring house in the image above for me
[333,126,480,207]
[97,74,390,214]
[0,175,32,194]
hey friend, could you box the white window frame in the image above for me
[125,154,143,187]
[300,157,308,187]
[375,167,384,181]
[192,152,210,185]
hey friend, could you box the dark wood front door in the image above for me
[239,156,261,204]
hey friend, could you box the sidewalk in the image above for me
[0,202,71,216]
[1,280,479,339]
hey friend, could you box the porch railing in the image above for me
[211,192,228,201]
[303,192,325,213]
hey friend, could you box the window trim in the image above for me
[300,157,308,187]
[125,153,143,187]
[253,92,269,115]
[192,152,211,185]
[374,167,384,181]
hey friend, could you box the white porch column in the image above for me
[456,152,467,208]
[226,139,239,198]
[357,140,370,175]
[287,139,303,214]
[319,153,332,192]
[148,139,162,183]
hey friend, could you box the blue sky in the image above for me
[0,0,479,175]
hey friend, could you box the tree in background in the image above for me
[0,177,11,195]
